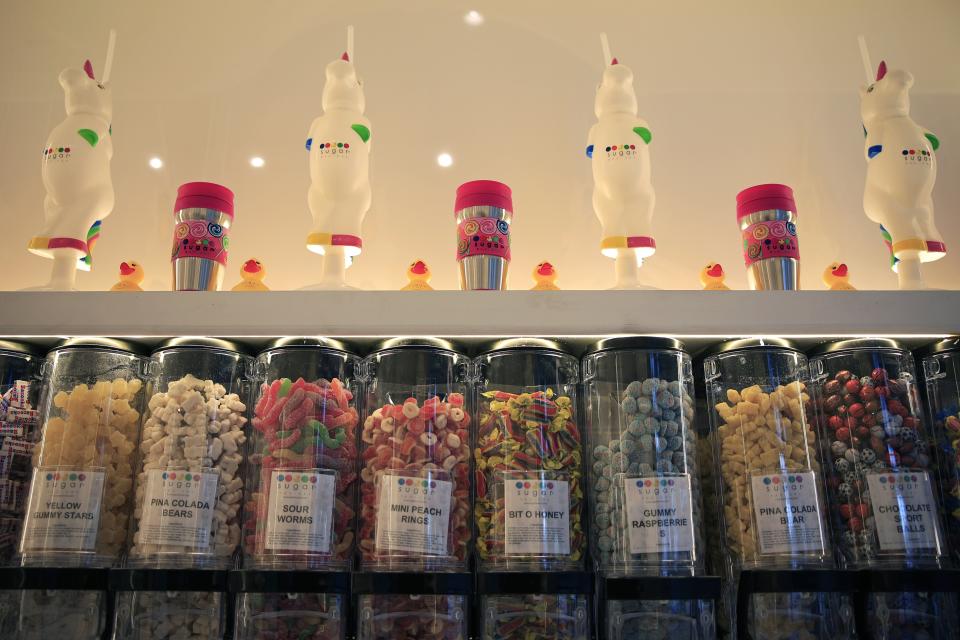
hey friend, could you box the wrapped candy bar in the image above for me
[18,338,145,567]
[243,339,360,570]
[359,338,471,572]
[704,339,852,640]
[0,342,42,565]
[474,339,584,572]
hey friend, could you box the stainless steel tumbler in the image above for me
[455,180,513,290]
[736,183,800,290]
[171,182,234,291]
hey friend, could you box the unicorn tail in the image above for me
[78,220,102,271]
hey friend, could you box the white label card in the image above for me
[624,474,695,555]
[866,471,941,552]
[503,475,571,556]
[375,473,452,555]
[750,471,825,555]
[138,469,219,548]
[21,468,105,552]
[265,469,336,552]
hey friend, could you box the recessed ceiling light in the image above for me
[464,10,484,26]
[250,156,265,168]
[437,152,453,168]
[148,157,163,169]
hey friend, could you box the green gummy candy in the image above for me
[304,419,323,433]
[633,126,652,144]
[278,378,293,398]
[351,123,371,143]
[290,439,309,454]
[77,128,99,147]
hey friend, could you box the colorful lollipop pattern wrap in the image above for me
[475,389,584,569]
[246,377,359,568]
[359,394,471,570]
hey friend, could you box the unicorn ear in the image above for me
[83,59,95,79]
[876,60,887,81]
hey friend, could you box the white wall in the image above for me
[1,0,958,291]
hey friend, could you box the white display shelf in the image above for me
[0,291,955,345]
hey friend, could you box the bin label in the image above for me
[866,471,941,552]
[750,471,825,554]
[265,469,336,553]
[503,475,571,556]
[376,473,452,555]
[138,469,219,548]
[624,474,694,554]
[21,468,104,551]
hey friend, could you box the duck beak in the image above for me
[834,263,848,278]
[411,261,427,275]
[706,264,723,278]
[119,262,134,276]
[538,262,554,276]
[243,259,259,273]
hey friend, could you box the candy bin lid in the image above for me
[372,337,466,355]
[50,337,146,355]
[584,336,686,356]
[477,337,572,355]
[807,337,905,358]
[152,336,246,355]
[261,336,357,355]
[915,336,960,359]
[706,337,800,357]
[0,339,42,357]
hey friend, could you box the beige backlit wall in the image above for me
[0,0,958,291]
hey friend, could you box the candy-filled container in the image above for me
[920,337,960,563]
[809,339,946,567]
[235,591,345,640]
[114,590,226,640]
[704,339,851,640]
[359,338,471,571]
[605,599,715,640]
[128,338,250,569]
[474,339,583,572]
[354,573,469,640]
[0,341,42,565]
[18,338,146,567]
[244,338,360,570]
[481,594,588,640]
[11,589,105,640]
[582,337,703,577]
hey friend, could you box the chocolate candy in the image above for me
[474,389,584,568]
[245,377,358,568]
[358,394,471,569]
[814,366,930,563]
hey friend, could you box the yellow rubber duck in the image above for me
[401,260,433,291]
[110,261,145,291]
[823,262,856,290]
[700,263,730,290]
[531,262,560,290]
[232,258,269,291]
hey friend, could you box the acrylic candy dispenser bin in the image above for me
[14,338,146,640]
[118,338,251,640]
[356,594,466,640]
[358,338,471,572]
[232,338,357,640]
[703,338,853,640]
[0,341,42,566]
[582,337,714,638]
[481,593,589,640]
[474,339,584,572]
[810,338,956,640]
[605,599,715,640]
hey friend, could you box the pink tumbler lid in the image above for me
[736,183,796,219]
[174,181,235,217]
[455,180,513,213]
